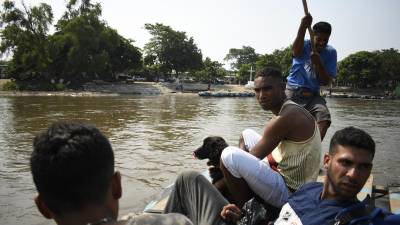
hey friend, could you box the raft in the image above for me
[143,171,400,214]
[198,91,255,97]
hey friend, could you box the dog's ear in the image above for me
[216,137,228,152]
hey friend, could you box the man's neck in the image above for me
[320,181,357,202]
[55,208,116,225]
[271,98,286,116]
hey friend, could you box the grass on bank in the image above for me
[1,80,66,91]
[395,85,400,97]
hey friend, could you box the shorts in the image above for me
[285,87,331,124]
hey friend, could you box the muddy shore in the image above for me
[0,81,250,96]
[0,80,397,99]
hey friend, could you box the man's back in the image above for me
[274,100,321,190]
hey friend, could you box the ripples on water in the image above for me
[0,95,399,225]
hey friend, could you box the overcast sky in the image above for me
[17,0,400,67]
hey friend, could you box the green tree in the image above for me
[194,57,227,83]
[376,48,400,84]
[50,0,141,82]
[237,64,252,84]
[0,0,53,80]
[144,23,203,76]
[224,46,258,70]
[337,51,382,88]
[256,46,292,77]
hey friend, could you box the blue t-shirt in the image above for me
[287,182,357,224]
[287,40,337,92]
[275,182,398,225]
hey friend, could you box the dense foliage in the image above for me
[337,48,400,88]
[0,1,398,90]
[193,57,227,84]
[0,0,142,89]
[225,45,292,83]
[0,0,53,80]
[144,23,203,77]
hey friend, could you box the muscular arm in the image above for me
[250,116,291,159]
[293,14,312,57]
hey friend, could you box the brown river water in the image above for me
[0,95,399,225]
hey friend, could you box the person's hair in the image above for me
[255,67,284,82]
[313,21,332,35]
[30,122,115,216]
[329,126,375,158]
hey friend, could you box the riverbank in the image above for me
[321,86,399,100]
[0,79,398,99]
[0,80,250,96]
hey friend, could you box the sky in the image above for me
[14,0,400,68]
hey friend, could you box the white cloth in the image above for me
[242,129,262,152]
[221,146,289,207]
[242,129,282,164]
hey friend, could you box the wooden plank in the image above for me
[317,175,325,183]
[357,175,373,201]
[144,196,169,213]
[389,187,400,214]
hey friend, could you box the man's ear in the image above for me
[34,194,53,219]
[111,171,122,200]
[323,153,331,170]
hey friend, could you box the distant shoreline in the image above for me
[0,80,398,99]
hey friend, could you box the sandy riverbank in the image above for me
[0,81,251,96]
[1,79,397,99]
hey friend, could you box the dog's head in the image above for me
[193,136,228,164]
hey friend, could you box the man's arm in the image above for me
[293,14,312,57]
[311,52,332,85]
[249,116,291,159]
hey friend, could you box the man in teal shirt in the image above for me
[286,13,337,140]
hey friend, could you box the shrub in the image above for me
[395,84,400,97]
[1,80,19,91]
[55,83,66,91]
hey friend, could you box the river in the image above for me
[0,95,399,225]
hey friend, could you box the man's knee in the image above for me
[176,171,202,186]
[221,146,239,166]
[221,146,244,179]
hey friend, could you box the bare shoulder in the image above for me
[278,103,315,141]
[279,103,311,121]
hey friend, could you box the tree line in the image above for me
[1,0,399,91]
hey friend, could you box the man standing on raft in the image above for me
[286,13,337,140]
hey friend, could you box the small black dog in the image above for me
[193,136,228,184]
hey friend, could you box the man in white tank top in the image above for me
[219,67,321,209]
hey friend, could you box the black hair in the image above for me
[329,126,375,158]
[255,67,283,82]
[313,21,332,35]
[30,122,114,216]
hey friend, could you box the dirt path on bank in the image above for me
[0,80,251,96]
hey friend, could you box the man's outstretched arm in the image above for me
[293,13,312,57]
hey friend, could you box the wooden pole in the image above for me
[302,0,315,52]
